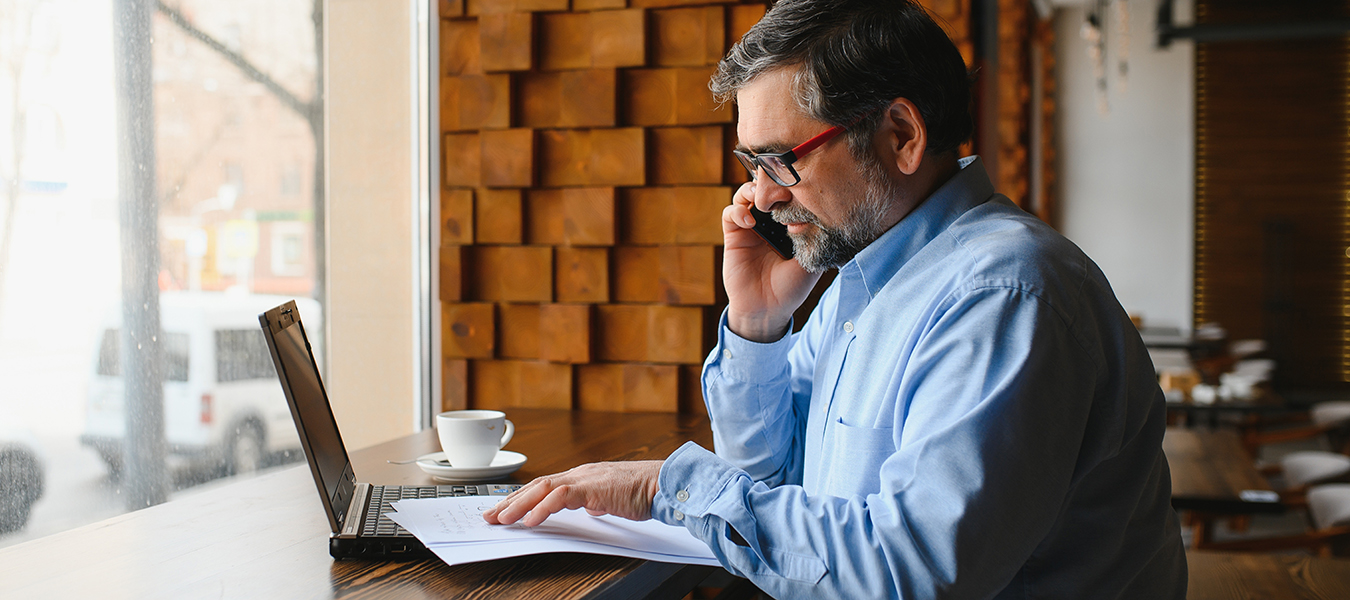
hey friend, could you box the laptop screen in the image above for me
[259,301,355,532]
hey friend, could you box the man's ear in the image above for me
[881,98,928,176]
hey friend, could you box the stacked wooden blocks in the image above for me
[439,0,767,414]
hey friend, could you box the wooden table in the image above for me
[1187,550,1350,600]
[1165,427,1283,515]
[0,409,718,599]
[1165,427,1285,548]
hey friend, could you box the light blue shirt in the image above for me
[651,157,1187,599]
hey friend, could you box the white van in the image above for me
[80,292,320,477]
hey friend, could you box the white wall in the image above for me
[327,0,418,450]
[1054,0,1194,331]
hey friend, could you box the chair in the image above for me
[1202,483,1350,556]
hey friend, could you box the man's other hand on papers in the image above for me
[483,460,664,527]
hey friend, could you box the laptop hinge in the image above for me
[337,482,369,539]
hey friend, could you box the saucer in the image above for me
[415,450,526,482]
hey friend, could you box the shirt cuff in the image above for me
[651,441,741,527]
[711,308,794,385]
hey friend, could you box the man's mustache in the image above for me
[772,204,820,226]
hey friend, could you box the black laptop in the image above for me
[259,300,519,560]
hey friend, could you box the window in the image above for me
[96,329,191,383]
[215,329,276,383]
[0,0,324,547]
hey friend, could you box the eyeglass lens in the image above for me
[735,152,799,187]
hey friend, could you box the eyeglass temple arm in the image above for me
[783,125,846,165]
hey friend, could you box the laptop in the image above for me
[259,300,520,560]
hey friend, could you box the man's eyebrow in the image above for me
[735,142,793,155]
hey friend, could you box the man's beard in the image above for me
[772,154,900,273]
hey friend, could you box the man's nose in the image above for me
[752,176,792,213]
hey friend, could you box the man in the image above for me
[485,1,1188,597]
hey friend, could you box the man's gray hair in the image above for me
[711,0,973,158]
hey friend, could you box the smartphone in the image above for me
[749,206,795,260]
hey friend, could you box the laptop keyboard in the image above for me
[363,484,512,538]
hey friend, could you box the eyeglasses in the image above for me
[733,124,847,188]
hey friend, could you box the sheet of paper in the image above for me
[386,496,718,566]
[422,538,721,567]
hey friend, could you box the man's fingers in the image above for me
[522,484,576,527]
[489,476,556,525]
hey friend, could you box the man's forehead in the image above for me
[734,67,816,150]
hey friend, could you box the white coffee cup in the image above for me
[436,410,514,467]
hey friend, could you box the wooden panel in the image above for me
[515,0,570,11]
[596,304,703,363]
[518,360,574,408]
[480,12,534,72]
[440,0,465,19]
[525,189,565,244]
[678,364,705,415]
[517,72,563,128]
[441,18,481,76]
[576,363,678,412]
[621,363,678,412]
[470,246,553,302]
[441,188,475,245]
[468,0,570,13]
[555,247,610,303]
[444,132,482,188]
[657,245,715,305]
[560,69,618,128]
[596,304,650,362]
[525,187,615,245]
[623,66,729,127]
[649,126,722,185]
[576,363,625,411]
[723,124,749,185]
[442,74,510,132]
[481,128,535,188]
[498,303,541,360]
[562,187,616,245]
[646,305,703,363]
[613,247,661,302]
[621,186,727,244]
[591,8,646,68]
[650,6,724,67]
[727,3,766,46]
[575,0,626,9]
[444,302,496,358]
[520,70,618,130]
[538,130,590,187]
[613,246,714,304]
[632,0,735,8]
[439,245,465,301]
[539,12,592,71]
[540,303,592,363]
[442,357,468,411]
[470,359,514,409]
[475,188,523,244]
[589,127,646,186]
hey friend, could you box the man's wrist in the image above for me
[727,310,791,343]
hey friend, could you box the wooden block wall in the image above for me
[440,0,773,414]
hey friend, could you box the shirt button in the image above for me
[843,321,854,333]
[722,349,733,361]
[676,490,690,502]
[673,510,685,521]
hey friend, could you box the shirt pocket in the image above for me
[824,420,896,497]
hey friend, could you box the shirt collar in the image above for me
[848,155,996,298]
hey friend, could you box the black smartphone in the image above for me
[749,206,795,260]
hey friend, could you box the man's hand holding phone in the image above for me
[722,182,822,343]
